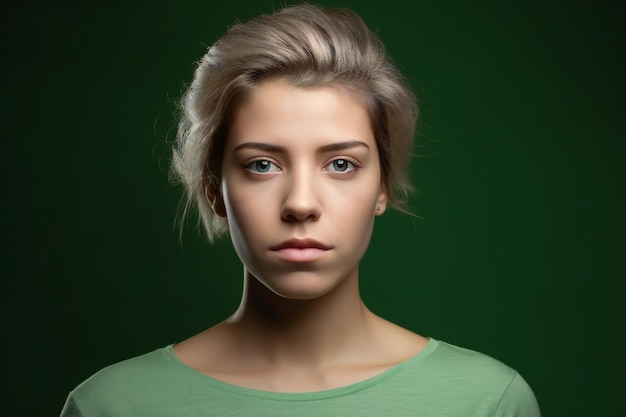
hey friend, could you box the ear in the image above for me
[375,184,388,216]
[205,181,227,218]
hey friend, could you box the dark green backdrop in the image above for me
[2,0,624,415]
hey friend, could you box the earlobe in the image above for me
[375,186,388,216]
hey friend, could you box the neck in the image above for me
[226,268,376,369]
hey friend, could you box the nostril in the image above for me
[281,209,320,223]
[280,176,322,221]
[280,199,321,222]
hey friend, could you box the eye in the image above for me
[325,158,357,173]
[246,159,280,173]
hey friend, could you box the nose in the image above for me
[280,169,322,223]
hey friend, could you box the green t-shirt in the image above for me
[60,338,540,416]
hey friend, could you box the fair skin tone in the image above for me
[174,79,427,393]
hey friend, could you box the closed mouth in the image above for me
[270,238,332,251]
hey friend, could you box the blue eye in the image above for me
[247,159,278,173]
[327,158,355,173]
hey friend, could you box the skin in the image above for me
[174,79,427,393]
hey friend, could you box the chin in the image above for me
[255,270,351,301]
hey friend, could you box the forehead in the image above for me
[226,80,375,150]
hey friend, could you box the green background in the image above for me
[2,0,624,415]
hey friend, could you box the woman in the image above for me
[61,4,541,416]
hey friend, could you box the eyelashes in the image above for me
[243,156,361,175]
[245,158,280,173]
[324,156,359,173]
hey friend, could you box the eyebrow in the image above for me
[234,140,370,153]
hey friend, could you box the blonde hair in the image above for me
[172,3,417,241]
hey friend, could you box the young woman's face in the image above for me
[219,80,387,300]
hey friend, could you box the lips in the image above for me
[270,238,332,262]
[271,238,332,251]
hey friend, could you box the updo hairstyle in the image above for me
[172,4,417,241]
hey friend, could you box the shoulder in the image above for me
[75,346,172,392]
[63,346,188,416]
[391,339,541,416]
[424,339,518,380]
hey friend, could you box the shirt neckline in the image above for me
[161,337,439,401]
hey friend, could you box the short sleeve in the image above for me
[493,373,541,417]
[59,394,84,417]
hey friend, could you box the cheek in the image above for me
[223,183,275,243]
[325,183,379,233]
[222,188,265,267]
